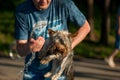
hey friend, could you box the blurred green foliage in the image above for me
[0,0,24,54]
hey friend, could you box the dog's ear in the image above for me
[48,29,56,36]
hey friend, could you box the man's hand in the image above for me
[30,36,45,53]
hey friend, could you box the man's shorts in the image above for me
[115,34,120,49]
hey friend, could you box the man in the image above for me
[105,6,120,68]
[15,0,90,80]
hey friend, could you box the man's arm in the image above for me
[16,40,30,57]
[71,20,91,49]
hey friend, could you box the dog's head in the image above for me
[48,29,73,58]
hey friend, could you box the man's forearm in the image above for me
[71,20,90,49]
[17,42,31,57]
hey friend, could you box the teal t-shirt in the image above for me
[15,0,86,79]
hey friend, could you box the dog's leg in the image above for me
[51,54,69,80]
[64,52,74,80]
[52,52,73,80]
[41,53,62,64]
[38,39,54,59]
[65,58,74,80]
[44,60,59,78]
[44,54,62,78]
[40,54,56,64]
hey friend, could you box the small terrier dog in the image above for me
[38,29,74,80]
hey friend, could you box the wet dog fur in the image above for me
[38,29,74,80]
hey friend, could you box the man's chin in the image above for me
[38,6,48,10]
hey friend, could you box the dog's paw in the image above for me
[40,60,48,64]
[44,72,52,78]
[51,74,59,80]
[40,58,49,64]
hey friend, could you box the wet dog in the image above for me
[38,29,74,80]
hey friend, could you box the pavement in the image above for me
[0,57,120,80]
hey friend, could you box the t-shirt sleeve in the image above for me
[66,0,86,27]
[14,10,29,40]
